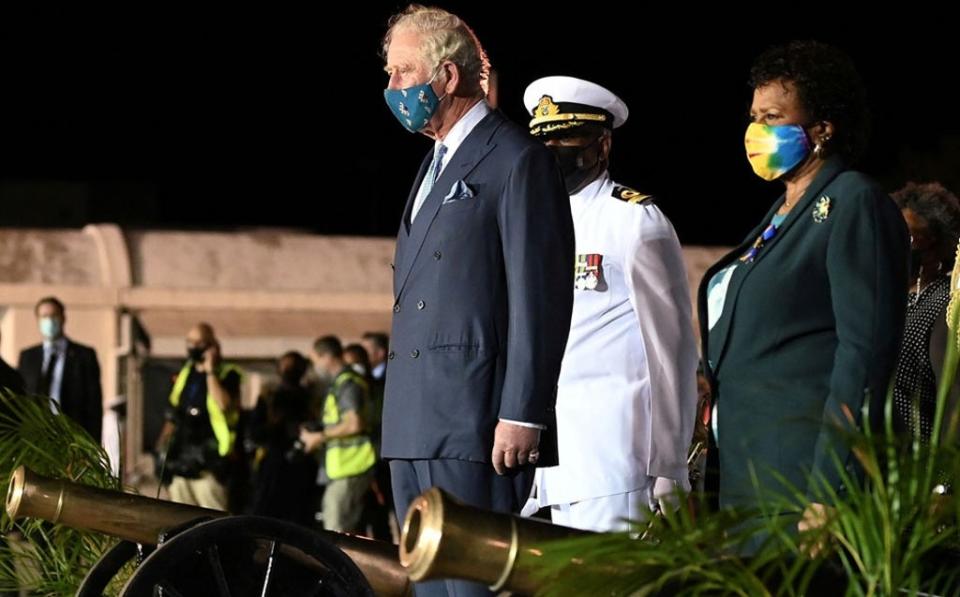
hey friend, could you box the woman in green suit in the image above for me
[698,41,909,518]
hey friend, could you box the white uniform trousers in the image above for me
[548,476,655,532]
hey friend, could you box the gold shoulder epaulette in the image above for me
[612,185,653,205]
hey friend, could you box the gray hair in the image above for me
[383,5,490,94]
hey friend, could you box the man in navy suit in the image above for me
[381,6,574,594]
[18,296,102,442]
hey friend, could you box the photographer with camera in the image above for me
[300,336,376,533]
[247,351,317,525]
[156,323,242,510]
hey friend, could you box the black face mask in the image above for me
[549,137,602,193]
[187,346,206,362]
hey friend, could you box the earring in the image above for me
[814,135,831,158]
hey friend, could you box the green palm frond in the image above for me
[536,307,960,596]
[533,501,798,596]
[0,391,119,595]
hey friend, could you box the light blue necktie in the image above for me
[411,143,447,222]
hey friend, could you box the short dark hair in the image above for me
[279,351,309,381]
[749,40,869,163]
[313,335,344,358]
[892,181,960,266]
[362,332,390,352]
[35,296,65,318]
[344,343,372,370]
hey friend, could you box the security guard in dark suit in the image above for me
[18,296,102,441]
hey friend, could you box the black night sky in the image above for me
[1,4,956,246]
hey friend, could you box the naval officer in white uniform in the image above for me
[523,76,699,531]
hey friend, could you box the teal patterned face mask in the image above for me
[384,69,447,133]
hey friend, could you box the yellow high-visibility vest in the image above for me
[169,362,242,457]
[322,370,376,479]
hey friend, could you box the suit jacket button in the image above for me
[433,251,442,260]
[411,349,420,358]
[388,351,395,360]
[417,300,425,310]
[393,304,401,313]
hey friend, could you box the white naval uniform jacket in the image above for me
[535,172,699,507]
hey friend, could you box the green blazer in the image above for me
[698,157,909,508]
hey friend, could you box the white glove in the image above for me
[652,476,691,513]
[520,496,540,518]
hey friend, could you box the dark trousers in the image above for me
[359,461,393,541]
[389,458,534,597]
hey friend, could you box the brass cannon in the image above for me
[399,488,592,595]
[8,466,598,596]
[6,466,411,596]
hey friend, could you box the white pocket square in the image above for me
[442,180,475,204]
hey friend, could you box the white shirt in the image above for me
[433,99,491,178]
[535,173,698,506]
[42,337,68,405]
[411,100,492,222]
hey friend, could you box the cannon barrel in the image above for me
[399,487,592,594]
[6,466,411,596]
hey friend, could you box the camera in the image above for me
[285,421,322,462]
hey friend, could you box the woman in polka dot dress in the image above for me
[891,182,960,442]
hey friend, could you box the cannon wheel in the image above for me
[119,515,374,597]
[76,540,153,596]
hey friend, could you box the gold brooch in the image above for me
[812,196,832,223]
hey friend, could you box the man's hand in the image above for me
[492,421,540,475]
[202,343,221,374]
[299,428,326,453]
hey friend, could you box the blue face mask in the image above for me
[39,317,62,340]
[383,69,447,133]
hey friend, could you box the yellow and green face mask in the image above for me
[744,122,811,181]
